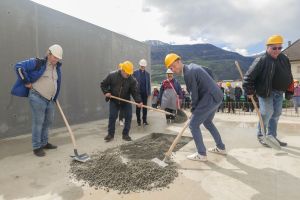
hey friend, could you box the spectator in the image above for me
[293,80,300,114]
[225,82,235,113]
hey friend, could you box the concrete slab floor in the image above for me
[0,110,300,200]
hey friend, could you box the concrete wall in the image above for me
[0,0,150,138]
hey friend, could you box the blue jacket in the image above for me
[183,63,222,111]
[133,69,151,96]
[11,58,62,101]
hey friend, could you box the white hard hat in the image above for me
[139,59,147,67]
[49,44,63,59]
[166,69,173,74]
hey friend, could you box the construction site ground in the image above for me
[0,110,300,200]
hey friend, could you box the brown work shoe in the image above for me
[33,148,45,157]
[122,135,132,141]
[104,134,114,142]
[43,143,57,149]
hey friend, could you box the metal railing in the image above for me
[181,100,300,117]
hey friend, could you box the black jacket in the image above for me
[243,52,293,98]
[100,70,141,104]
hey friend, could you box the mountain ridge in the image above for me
[145,40,255,83]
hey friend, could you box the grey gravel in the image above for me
[70,133,192,194]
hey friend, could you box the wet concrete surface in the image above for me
[0,111,300,200]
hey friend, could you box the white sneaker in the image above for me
[187,152,207,162]
[119,120,124,126]
[208,147,227,155]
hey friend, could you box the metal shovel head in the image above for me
[173,109,188,124]
[151,157,168,168]
[265,135,281,150]
[71,153,91,163]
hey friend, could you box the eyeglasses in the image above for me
[272,46,282,51]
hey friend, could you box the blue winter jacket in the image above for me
[11,57,62,101]
[133,69,151,96]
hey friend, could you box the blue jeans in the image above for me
[293,96,300,113]
[257,90,283,137]
[189,97,225,156]
[108,101,132,136]
[29,90,55,150]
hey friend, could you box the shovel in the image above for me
[152,116,191,167]
[234,61,281,150]
[56,100,91,162]
[110,95,187,123]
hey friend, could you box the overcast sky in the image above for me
[32,0,300,56]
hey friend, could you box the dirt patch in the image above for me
[70,133,192,193]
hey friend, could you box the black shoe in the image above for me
[275,138,287,147]
[137,122,141,126]
[43,143,57,149]
[257,136,270,148]
[122,135,132,141]
[143,122,149,125]
[33,148,45,157]
[104,134,114,142]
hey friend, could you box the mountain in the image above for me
[146,40,255,84]
[144,40,169,46]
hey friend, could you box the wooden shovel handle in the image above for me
[234,61,265,135]
[110,95,175,116]
[164,117,191,159]
[56,100,77,148]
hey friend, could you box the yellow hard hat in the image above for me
[164,53,181,68]
[119,61,134,75]
[226,82,231,87]
[266,35,283,45]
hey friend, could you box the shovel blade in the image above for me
[265,135,281,150]
[173,109,188,124]
[71,153,91,163]
[151,157,168,168]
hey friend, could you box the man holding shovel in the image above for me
[243,35,294,147]
[164,53,226,162]
[101,61,142,142]
[11,44,63,157]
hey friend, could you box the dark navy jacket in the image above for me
[183,63,223,111]
[11,58,62,101]
[133,69,151,96]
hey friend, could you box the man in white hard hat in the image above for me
[133,59,151,126]
[11,44,63,157]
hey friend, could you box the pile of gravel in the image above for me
[70,133,192,194]
[70,150,178,193]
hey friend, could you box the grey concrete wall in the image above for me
[0,0,150,138]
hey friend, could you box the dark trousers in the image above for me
[226,97,235,113]
[119,108,124,121]
[136,94,148,123]
[108,101,132,136]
